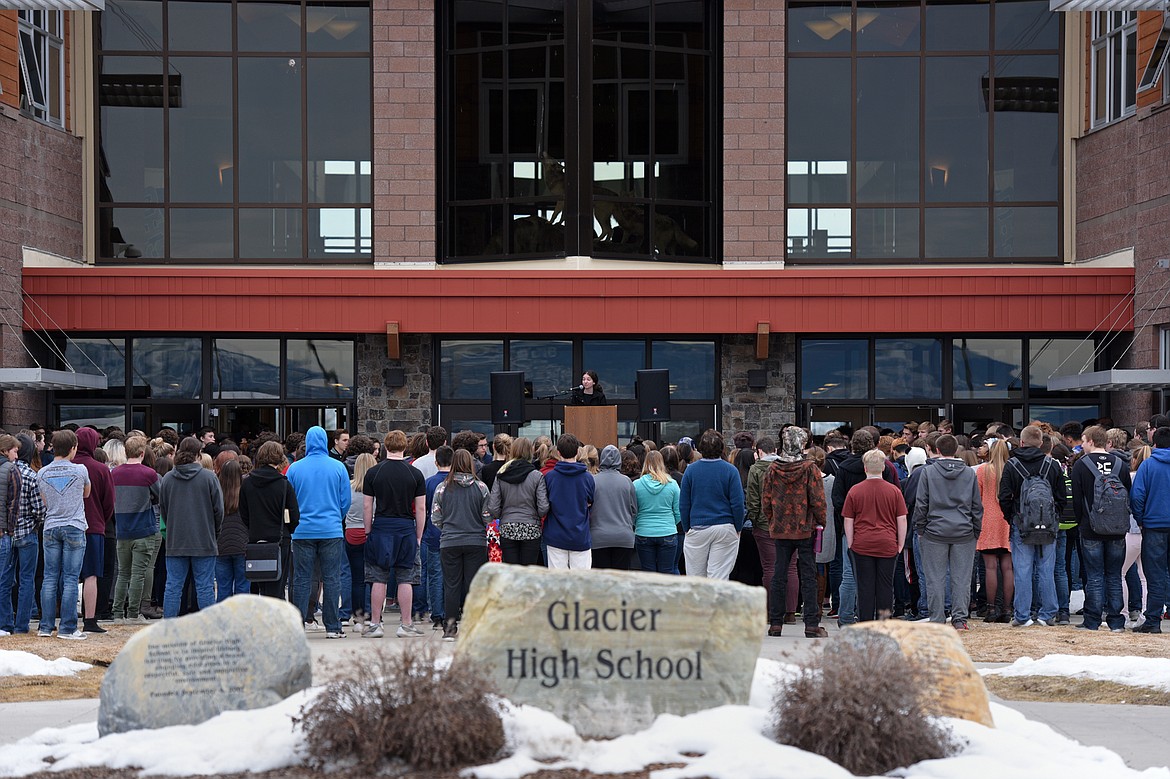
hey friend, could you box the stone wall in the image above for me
[354,332,433,435]
[719,333,796,436]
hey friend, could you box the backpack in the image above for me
[1009,458,1058,545]
[1087,455,1130,536]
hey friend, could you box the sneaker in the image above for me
[361,623,384,638]
[325,631,347,640]
[1110,627,1126,633]
[1010,618,1034,627]
[432,615,445,630]
[1035,618,1056,627]
[1074,623,1097,631]
[37,629,53,638]
[83,620,107,634]
[304,621,326,633]
[0,629,10,637]
[1056,611,1071,625]
[396,623,425,638]
[442,620,458,641]
[124,615,149,625]
[1134,622,1163,634]
[952,620,969,631]
[58,630,88,640]
[804,626,828,638]
[1130,610,1142,623]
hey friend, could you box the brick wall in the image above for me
[722,1,785,265]
[371,1,435,264]
[0,109,83,429]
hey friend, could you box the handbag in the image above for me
[245,541,282,582]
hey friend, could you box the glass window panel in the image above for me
[170,209,234,259]
[306,4,370,52]
[788,58,850,204]
[595,0,650,43]
[802,339,869,399]
[925,208,988,259]
[993,55,1059,203]
[286,339,354,398]
[168,1,231,51]
[651,340,715,399]
[856,2,920,52]
[952,338,1023,399]
[655,0,704,48]
[308,59,371,203]
[238,58,302,202]
[237,2,301,51]
[308,207,371,257]
[995,1,1058,51]
[648,205,706,258]
[788,4,853,53]
[925,1,988,51]
[582,340,645,399]
[510,0,564,43]
[60,338,126,398]
[788,207,851,259]
[1029,338,1097,395]
[240,208,303,258]
[100,1,162,51]
[1027,405,1100,427]
[132,337,203,399]
[168,57,234,202]
[99,57,165,204]
[212,339,281,399]
[450,205,505,258]
[856,208,919,259]
[659,417,713,448]
[994,206,1057,259]
[509,339,572,398]
[452,0,502,49]
[875,338,942,399]
[440,340,503,400]
[857,58,919,203]
[57,405,126,431]
[925,57,989,203]
[656,52,708,202]
[99,207,165,259]
[450,53,500,200]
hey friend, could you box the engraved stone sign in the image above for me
[98,594,312,735]
[846,620,994,727]
[452,565,764,738]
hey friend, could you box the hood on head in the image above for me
[76,427,100,458]
[933,459,969,480]
[600,445,621,470]
[780,427,807,462]
[305,426,329,457]
[905,448,927,472]
[16,434,37,465]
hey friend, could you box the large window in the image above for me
[1091,12,1136,128]
[787,0,1060,264]
[18,10,65,127]
[439,0,719,263]
[95,0,372,262]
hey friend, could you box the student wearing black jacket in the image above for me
[239,440,300,599]
[1071,425,1131,632]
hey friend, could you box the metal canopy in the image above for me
[0,368,107,391]
[1050,0,1166,10]
[1047,369,1170,392]
[0,1,105,9]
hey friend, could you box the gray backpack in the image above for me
[1087,455,1130,536]
[1010,459,1058,545]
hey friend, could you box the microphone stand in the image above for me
[537,386,579,440]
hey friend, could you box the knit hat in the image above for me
[779,427,807,462]
[905,447,927,473]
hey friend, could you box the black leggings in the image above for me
[592,547,634,570]
[501,537,543,566]
[852,551,897,622]
[441,545,488,621]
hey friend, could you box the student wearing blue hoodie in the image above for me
[1131,425,1170,633]
[680,429,745,580]
[543,434,595,569]
[286,426,351,639]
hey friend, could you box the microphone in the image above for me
[574,384,584,391]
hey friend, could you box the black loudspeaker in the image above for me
[490,371,525,425]
[636,369,671,422]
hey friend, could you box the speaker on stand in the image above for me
[490,371,525,433]
[636,368,671,444]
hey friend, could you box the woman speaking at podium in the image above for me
[571,370,608,406]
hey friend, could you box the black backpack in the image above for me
[1087,455,1131,536]
[1009,458,1058,545]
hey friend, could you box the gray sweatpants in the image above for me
[918,536,977,624]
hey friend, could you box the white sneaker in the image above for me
[396,623,425,638]
[361,623,384,638]
[304,621,326,633]
[325,631,346,640]
[0,629,10,636]
[58,630,88,641]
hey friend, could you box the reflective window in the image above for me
[170,209,234,258]
[308,59,371,203]
[801,339,868,399]
[212,339,281,399]
[857,58,919,203]
[994,206,1057,258]
[306,5,370,52]
[857,2,920,53]
[287,339,355,398]
[925,1,987,51]
[1028,404,1100,427]
[996,1,1058,51]
[925,208,988,259]
[61,338,126,398]
[652,341,716,399]
[132,337,203,399]
[509,340,572,398]
[239,57,302,203]
[875,338,942,399]
[98,207,165,259]
[98,57,165,204]
[240,208,303,258]
[993,55,1059,203]
[100,1,162,51]
[168,1,231,51]
[925,56,988,204]
[58,405,127,431]
[788,58,850,205]
[952,338,1023,399]
[1090,12,1136,127]
[169,58,234,202]
[440,341,504,400]
[1029,338,1097,396]
[856,209,919,259]
[582,340,645,399]
[237,2,301,51]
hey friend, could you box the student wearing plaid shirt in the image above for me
[1,434,46,635]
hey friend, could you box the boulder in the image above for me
[98,594,312,736]
[452,565,764,738]
[845,620,994,727]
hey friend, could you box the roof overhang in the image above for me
[0,1,105,9]
[0,368,107,391]
[1050,0,1165,10]
[1047,369,1170,392]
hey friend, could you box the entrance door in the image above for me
[209,406,279,441]
[283,406,350,437]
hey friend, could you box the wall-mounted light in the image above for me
[930,166,949,188]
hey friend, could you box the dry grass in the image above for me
[984,675,1170,706]
[0,624,145,703]
[957,620,1170,663]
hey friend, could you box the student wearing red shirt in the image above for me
[843,449,908,622]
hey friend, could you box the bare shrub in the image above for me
[296,645,506,772]
[772,631,960,775]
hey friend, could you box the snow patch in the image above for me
[0,650,91,678]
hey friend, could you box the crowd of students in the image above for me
[1,414,1166,641]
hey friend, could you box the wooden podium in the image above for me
[564,405,618,449]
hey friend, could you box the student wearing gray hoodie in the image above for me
[158,437,224,619]
[590,445,638,570]
[912,434,982,629]
[431,449,490,640]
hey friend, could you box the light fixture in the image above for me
[827,10,879,31]
[930,166,949,188]
[805,19,843,40]
[324,20,360,40]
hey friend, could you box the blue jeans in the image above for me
[215,555,249,602]
[339,547,354,619]
[39,526,86,635]
[1010,528,1058,622]
[421,543,444,620]
[838,539,857,625]
[636,534,678,574]
[1080,537,1126,630]
[0,533,39,633]
[345,540,371,618]
[292,537,343,632]
[1141,528,1170,625]
[1054,530,1071,615]
[164,556,216,617]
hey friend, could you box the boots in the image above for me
[442,618,458,642]
[140,600,163,620]
[82,618,107,634]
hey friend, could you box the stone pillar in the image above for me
[354,333,433,436]
[720,333,796,436]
